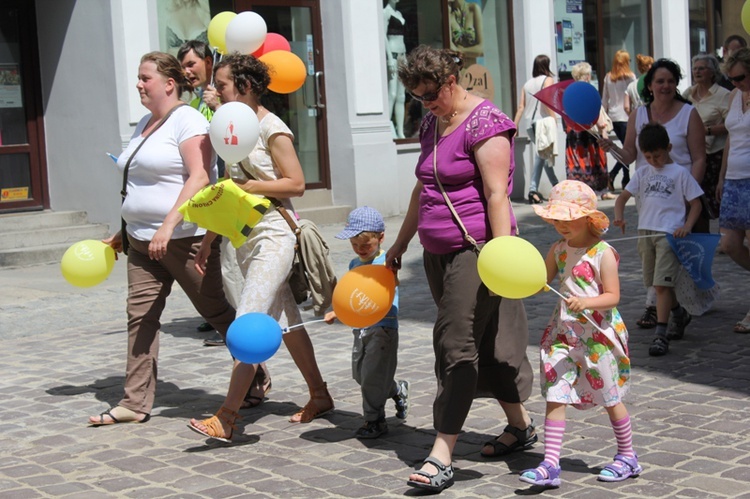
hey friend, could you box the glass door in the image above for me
[0,1,47,211]
[235,0,329,188]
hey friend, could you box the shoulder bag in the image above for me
[120,103,186,255]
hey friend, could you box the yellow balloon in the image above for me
[477,236,546,299]
[743,1,750,37]
[61,240,116,288]
[259,50,307,94]
[207,11,236,54]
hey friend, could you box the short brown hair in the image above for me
[214,52,271,96]
[140,51,194,95]
[398,45,463,91]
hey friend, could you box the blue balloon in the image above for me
[226,313,283,364]
[562,81,601,126]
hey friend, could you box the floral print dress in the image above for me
[540,240,630,409]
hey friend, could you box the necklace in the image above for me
[439,90,469,124]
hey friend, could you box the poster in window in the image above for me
[554,0,585,74]
[157,0,211,57]
[449,1,494,100]
[0,64,23,109]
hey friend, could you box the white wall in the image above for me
[36,0,123,232]
[651,0,692,93]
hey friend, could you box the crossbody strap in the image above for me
[432,124,479,252]
[121,103,187,200]
[237,159,300,237]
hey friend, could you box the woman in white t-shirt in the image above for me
[188,53,333,441]
[88,52,234,426]
[602,50,636,190]
[718,48,750,333]
[514,54,559,204]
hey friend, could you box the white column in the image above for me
[651,0,691,93]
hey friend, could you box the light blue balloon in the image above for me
[226,313,283,364]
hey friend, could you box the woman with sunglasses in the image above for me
[386,45,535,494]
[600,58,706,331]
[514,54,559,204]
[717,47,750,334]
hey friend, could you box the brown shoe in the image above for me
[290,382,334,423]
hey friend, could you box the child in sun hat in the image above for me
[519,180,641,488]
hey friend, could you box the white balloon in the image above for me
[225,11,267,55]
[209,102,260,165]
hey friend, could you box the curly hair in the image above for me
[140,51,193,95]
[397,45,463,91]
[635,54,654,74]
[214,52,271,96]
[642,58,689,105]
[722,47,750,79]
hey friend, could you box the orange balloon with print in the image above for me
[259,50,307,94]
[332,265,396,328]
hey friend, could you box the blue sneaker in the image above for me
[393,380,409,419]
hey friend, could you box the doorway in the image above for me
[235,0,329,189]
[0,1,48,212]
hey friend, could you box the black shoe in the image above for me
[203,333,225,346]
[528,191,543,204]
[666,307,691,340]
[196,321,214,332]
[355,418,388,439]
[393,380,410,419]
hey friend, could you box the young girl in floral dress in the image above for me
[520,180,641,487]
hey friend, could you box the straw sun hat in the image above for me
[532,180,610,232]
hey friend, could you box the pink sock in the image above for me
[611,415,635,458]
[541,418,566,469]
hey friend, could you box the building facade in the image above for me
[0,0,743,231]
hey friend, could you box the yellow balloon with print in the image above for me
[61,240,116,288]
[207,11,236,54]
[477,236,546,299]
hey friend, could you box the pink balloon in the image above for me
[252,33,291,58]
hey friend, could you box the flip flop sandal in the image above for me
[89,406,150,426]
[406,456,454,493]
[290,383,334,423]
[519,462,561,487]
[598,454,642,482]
[733,318,750,334]
[187,407,240,443]
[481,418,537,457]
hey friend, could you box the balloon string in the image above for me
[544,284,608,334]
[283,318,327,333]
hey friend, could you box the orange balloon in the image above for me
[332,265,396,328]
[259,50,307,94]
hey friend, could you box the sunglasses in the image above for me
[409,84,444,103]
[727,73,747,83]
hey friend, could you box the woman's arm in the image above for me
[234,132,305,199]
[513,88,526,127]
[385,180,422,269]
[716,90,736,201]
[475,131,512,238]
[601,110,638,164]
[686,107,707,183]
[149,133,213,260]
[624,92,632,116]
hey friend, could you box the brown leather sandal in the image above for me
[187,407,240,442]
[290,382,334,423]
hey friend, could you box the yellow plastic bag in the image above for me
[179,179,271,248]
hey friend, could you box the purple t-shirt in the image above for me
[416,100,517,254]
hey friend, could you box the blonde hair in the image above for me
[635,54,654,74]
[571,62,592,81]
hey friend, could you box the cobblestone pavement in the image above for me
[1,198,749,498]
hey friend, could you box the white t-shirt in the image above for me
[625,162,703,233]
[521,75,554,126]
[119,106,217,241]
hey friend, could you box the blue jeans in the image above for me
[529,153,559,193]
[608,121,629,187]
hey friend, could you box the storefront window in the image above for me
[688,0,710,62]
[387,0,512,141]
[553,0,649,88]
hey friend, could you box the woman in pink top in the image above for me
[386,45,535,494]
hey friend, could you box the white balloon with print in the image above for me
[209,101,260,165]
[225,11,267,55]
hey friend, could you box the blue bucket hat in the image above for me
[335,206,385,239]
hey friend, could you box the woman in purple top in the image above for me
[386,46,535,493]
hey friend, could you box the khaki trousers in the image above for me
[120,235,235,414]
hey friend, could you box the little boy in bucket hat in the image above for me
[325,207,409,439]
